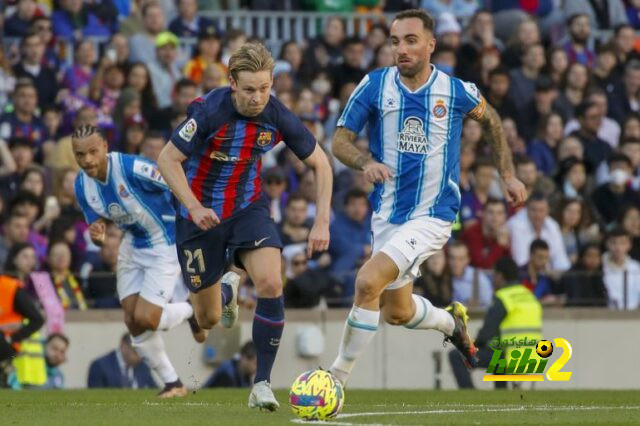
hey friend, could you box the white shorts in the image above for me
[372,213,452,291]
[116,237,186,307]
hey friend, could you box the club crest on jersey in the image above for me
[398,117,428,155]
[118,184,130,199]
[257,131,272,146]
[433,99,448,119]
[179,118,197,142]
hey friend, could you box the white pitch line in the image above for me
[290,405,640,425]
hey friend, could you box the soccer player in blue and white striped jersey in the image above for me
[72,125,206,398]
[328,9,527,387]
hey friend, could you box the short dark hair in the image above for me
[471,157,494,173]
[526,191,548,206]
[448,240,469,253]
[286,193,307,207]
[567,13,588,26]
[530,238,550,254]
[393,9,435,33]
[575,100,598,119]
[72,124,104,141]
[240,341,256,359]
[14,80,37,94]
[141,0,162,17]
[343,36,364,49]
[344,188,368,206]
[484,197,506,211]
[175,78,197,93]
[20,29,41,47]
[514,154,536,168]
[46,332,70,347]
[607,152,632,168]
[8,137,33,150]
[614,23,634,37]
[607,227,630,241]
[489,66,510,80]
[494,256,520,282]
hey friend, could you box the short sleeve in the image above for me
[130,156,169,192]
[74,175,100,224]
[276,104,316,161]
[458,80,487,120]
[169,99,210,157]
[336,74,374,134]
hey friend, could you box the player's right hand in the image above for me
[89,221,106,245]
[362,161,392,183]
[189,205,220,230]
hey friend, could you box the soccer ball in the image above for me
[289,369,344,421]
[536,340,554,358]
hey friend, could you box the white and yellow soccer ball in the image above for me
[289,369,344,421]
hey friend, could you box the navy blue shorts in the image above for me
[176,199,282,293]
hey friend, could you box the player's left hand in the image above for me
[502,175,527,206]
[307,221,330,258]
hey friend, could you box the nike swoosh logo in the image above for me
[254,237,270,246]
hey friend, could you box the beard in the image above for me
[571,33,589,45]
[396,58,426,78]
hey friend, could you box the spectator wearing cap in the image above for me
[591,153,640,227]
[129,1,168,65]
[570,101,614,172]
[434,12,462,50]
[508,44,546,114]
[263,167,288,224]
[12,31,59,109]
[51,0,112,39]
[565,89,621,149]
[564,0,628,32]
[330,37,367,99]
[608,60,640,123]
[4,0,46,37]
[563,13,595,68]
[149,78,197,135]
[507,192,571,271]
[148,32,183,109]
[183,29,224,85]
[0,82,46,152]
[169,0,217,38]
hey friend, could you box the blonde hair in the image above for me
[228,42,275,81]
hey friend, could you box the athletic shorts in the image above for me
[176,198,282,293]
[371,213,452,291]
[117,236,185,307]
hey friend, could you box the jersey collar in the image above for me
[94,153,112,186]
[394,64,438,95]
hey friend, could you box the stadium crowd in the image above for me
[0,0,639,352]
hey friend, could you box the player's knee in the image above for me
[195,310,220,330]
[124,312,136,331]
[382,306,413,326]
[355,274,381,302]
[133,310,160,331]
[253,275,282,298]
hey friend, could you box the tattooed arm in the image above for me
[332,127,391,183]
[469,99,527,205]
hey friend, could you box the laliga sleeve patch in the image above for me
[133,159,167,186]
[178,118,197,142]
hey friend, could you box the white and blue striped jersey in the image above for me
[338,65,486,224]
[74,152,177,249]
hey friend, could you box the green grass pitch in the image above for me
[1,389,639,425]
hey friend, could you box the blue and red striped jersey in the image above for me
[170,87,316,220]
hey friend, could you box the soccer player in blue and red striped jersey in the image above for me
[157,42,333,411]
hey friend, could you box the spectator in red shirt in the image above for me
[460,198,511,270]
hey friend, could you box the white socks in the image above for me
[130,331,178,384]
[330,306,380,385]
[157,302,193,331]
[404,294,455,335]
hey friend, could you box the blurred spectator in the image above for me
[485,67,517,119]
[502,116,527,156]
[458,141,474,193]
[613,24,637,73]
[363,23,390,67]
[169,0,216,37]
[283,246,343,308]
[112,88,142,134]
[507,192,571,271]
[460,158,495,228]
[563,13,595,67]
[3,242,37,288]
[105,33,131,69]
[279,41,303,81]
[570,101,614,172]
[413,250,452,308]
[203,341,256,388]
[0,82,46,151]
[456,10,504,84]
[422,1,477,21]
[51,0,112,39]
[448,240,493,309]
[555,198,599,264]
[591,152,640,227]
[4,0,45,37]
[558,136,587,164]
[119,113,147,154]
[560,243,608,307]
[520,239,562,304]
[328,189,371,299]
[460,198,511,270]
[609,59,640,123]
[8,192,48,263]
[564,0,628,31]
[300,16,346,83]
[126,63,159,122]
[432,46,458,77]
[30,16,61,72]
[278,194,310,248]
[514,155,556,199]
[44,333,69,389]
[502,17,541,70]
[183,29,223,85]
[0,213,31,269]
[527,112,564,175]
[88,333,156,388]
[62,40,97,100]
[517,75,566,142]
[129,1,167,64]
[331,37,367,99]
[565,89,621,149]
[545,46,569,86]
[618,205,640,261]
[12,31,58,109]
[558,62,591,118]
[46,106,95,178]
[149,32,182,109]
[90,62,125,120]
[149,78,196,134]
[263,167,288,224]
[221,29,247,67]
[0,44,16,112]
[508,44,546,115]
[81,224,121,308]
[553,155,591,202]
[46,241,86,311]
[593,44,619,94]
[626,0,640,28]
[139,131,165,163]
[602,228,640,309]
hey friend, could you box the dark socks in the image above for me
[252,296,284,383]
